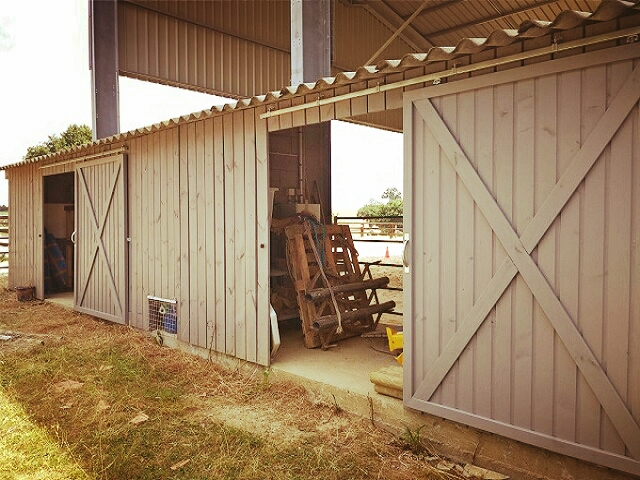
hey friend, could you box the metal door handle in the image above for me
[70,231,76,244]
[402,239,410,267]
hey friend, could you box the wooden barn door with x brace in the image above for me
[403,46,640,475]
[74,154,128,325]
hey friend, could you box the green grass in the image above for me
[0,387,89,480]
[0,282,460,480]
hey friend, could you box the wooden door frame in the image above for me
[403,44,640,475]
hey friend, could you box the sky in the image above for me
[0,0,402,214]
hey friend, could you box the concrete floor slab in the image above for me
[271,319,399,397]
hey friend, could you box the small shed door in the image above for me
[403,52,640,475]
[75,154,127,324]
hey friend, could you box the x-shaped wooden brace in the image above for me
[411,62,640,459]
[76,161,124,319]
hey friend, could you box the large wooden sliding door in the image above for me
[404,47,640,475]
[75,154,127,324]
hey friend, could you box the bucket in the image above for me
[15,286,35,302]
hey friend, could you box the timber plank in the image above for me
[213,116,226,353]
[255,106,270,365]
[456,90,476,414]
[223,113,236,356]
[233,111,247,360]
[204,118,216,350]
[244,108,257,363]
[440,94,458,407]
[531,73,557,437]
[196,120,207,349]
[492,82,514,424]
[474,86,494,419]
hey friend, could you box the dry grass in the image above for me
[0,275,468,480]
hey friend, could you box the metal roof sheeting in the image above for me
[3,0,639,170]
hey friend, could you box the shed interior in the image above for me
[42,172,75,296]
[266,120,405,394]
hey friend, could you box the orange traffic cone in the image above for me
[385,246,390,259]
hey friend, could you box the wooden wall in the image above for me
[119,0,291,98]
[6,107,270,365]
[6,163,42,294]
[403,45,640,475]
[127,110,270,365]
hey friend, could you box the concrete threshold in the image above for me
[45,292,74,309]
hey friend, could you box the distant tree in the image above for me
[25,124,92,159]
[381,187,401,201]
[357,188,403,237]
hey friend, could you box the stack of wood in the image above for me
[284,220,395,349]
[369,365,403,399]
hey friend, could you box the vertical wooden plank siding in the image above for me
[422,99,440,401]
[160,129,169,307]
[439,94,458,407]
[578,63,607,449]
[532,73,556,437]
[34,165,43,298]
[255,106,270,366]
[142,135,152,327]
[555,69,581,443]
[128,138,140,327]
[513,78,535,431]
[473,86,494,419]
[179,124,191,342]
[213,116,226,352]
[405,52,640,474]
[223,113,236,357]
[204,118,216,350]
[244,108,258,363]
[492,82,514,425]
[119,115,266,364]
[601,59,633,455]
[629,60,640,451]
[455,90,476,414]
[188,122,199,345]
[233,111,247,360]
[75,155,126,324]
[195,120,207,348]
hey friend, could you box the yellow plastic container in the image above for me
[385,327,404,365]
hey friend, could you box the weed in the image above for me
[401,424,426,455]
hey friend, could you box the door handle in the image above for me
[402,238,410,268]
[70,230,76,244]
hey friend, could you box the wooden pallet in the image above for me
[284,221,395,349]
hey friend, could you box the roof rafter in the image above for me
[359,0,435,52]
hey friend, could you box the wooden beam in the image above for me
[305,276,389,301]
[312,300,395,330]
[361,0,433,52]
[365,0,431,65]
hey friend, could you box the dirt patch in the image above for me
[0,276,481,479]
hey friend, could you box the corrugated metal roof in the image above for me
[3,0,639,170]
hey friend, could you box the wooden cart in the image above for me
[284,220,395,349]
